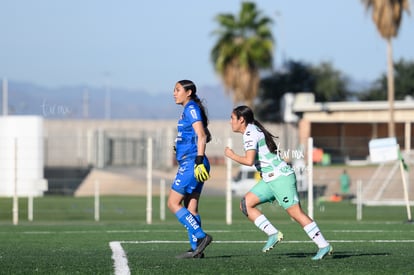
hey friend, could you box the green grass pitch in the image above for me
[0,196,413,274]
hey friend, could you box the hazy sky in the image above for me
[1,0,413,94]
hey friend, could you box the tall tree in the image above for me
[211,2,274,107]
[361,0,410,137]
[257,60,349,122]
[358,59,414,101]
[311,62,349,102]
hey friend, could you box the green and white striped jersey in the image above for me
[243,124,294,182]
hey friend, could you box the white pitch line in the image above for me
[109,239,414,274]
[117,239,414,244]
[2,229,413,235]
[109,241,131,275]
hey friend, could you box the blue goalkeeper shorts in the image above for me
[171,157,210,195]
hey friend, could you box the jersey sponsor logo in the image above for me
[190,108,198,119]
[280,166,291,173]
[244,140,254,148]
[178,166,186,174]
[185,214,200,230]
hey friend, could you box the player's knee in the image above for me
[240,197,248,217]
[167,197,179,213]
[167,200,174,212]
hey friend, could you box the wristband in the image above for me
[195,155,204,165]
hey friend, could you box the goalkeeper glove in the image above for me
[194,155,210,182]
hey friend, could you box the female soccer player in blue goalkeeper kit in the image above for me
[167,80,213,259]
[224,105,332,260]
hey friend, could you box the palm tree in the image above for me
[211,2,274,108]
[361,0,410,137]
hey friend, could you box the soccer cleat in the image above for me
[175,249,205,259]
[194,252,205,259]
[262,231,284,253]
[193,234,213,256]
[311,245,333,260]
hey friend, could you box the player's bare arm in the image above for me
[224,147,256,166]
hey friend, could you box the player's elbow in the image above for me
[198,133,207,144]
[244,159,255,166]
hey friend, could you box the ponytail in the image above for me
[192,96,211,143]
[233,105,278,154]
[252,119,278,154]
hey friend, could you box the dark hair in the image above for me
[177,79,211,143]
[232,105,278,154]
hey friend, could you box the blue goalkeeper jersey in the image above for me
[175,100,202,162]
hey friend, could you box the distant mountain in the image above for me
[2,81,234,119]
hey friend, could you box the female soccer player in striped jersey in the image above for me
[167,80,212,259]
[224,105,332,260]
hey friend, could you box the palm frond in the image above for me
[210,1,274,106]
[362,0,410,38]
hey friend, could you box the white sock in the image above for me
[254,214,278,236]
[304,221,329,248]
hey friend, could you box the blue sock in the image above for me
[188,214,201,250]
[175,208,205,239]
